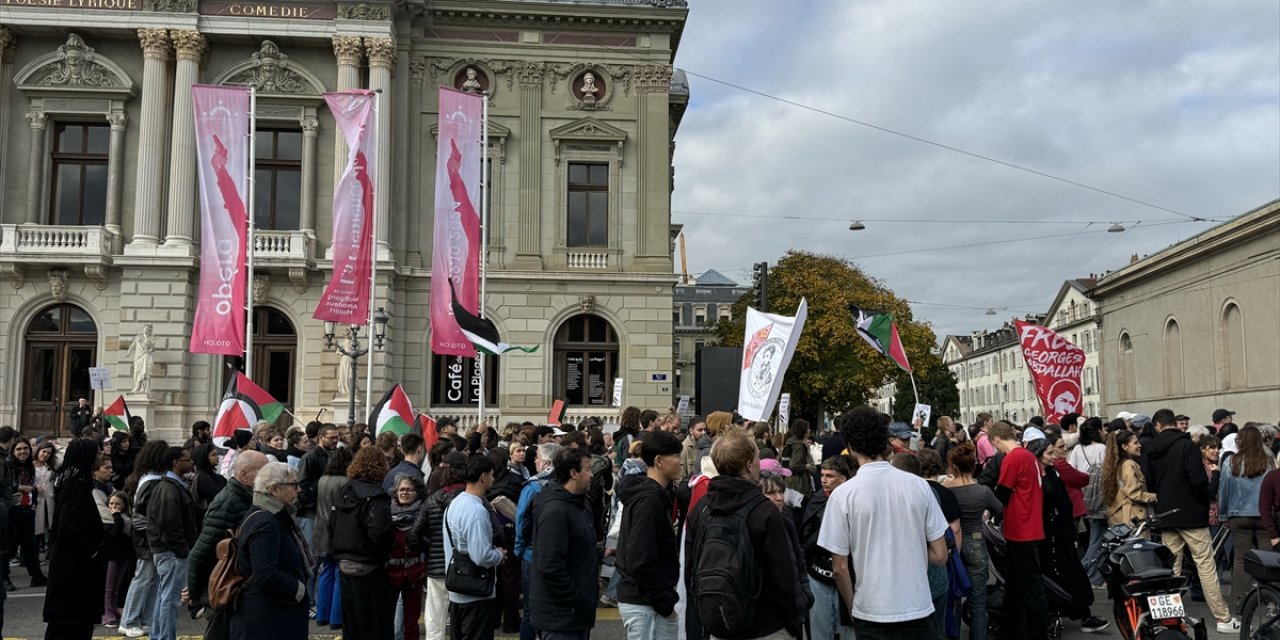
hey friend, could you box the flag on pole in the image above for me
[1014,319,1085,424]
[103,395,132,433]
[371,384,416,436]
[315,90,378,325]
[849,304,913,372]
[213,372,285,446]
[417,413,438,451]
[430,88,484,357]
[737,299,808,422]
[449,283,538,355]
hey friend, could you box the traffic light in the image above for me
[751,261,769,312]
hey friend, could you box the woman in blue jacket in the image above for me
[1218,425,1275,607]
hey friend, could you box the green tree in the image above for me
[715,250,949,425]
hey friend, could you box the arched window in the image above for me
[1164,319,1184,396]
[1222,303,1246,389]
[22,303,97,437]
[553,315,619,406]
[1119,332,1135,401]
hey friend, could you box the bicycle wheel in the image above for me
[1241,584,1280,640]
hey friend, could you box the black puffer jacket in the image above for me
[1142,428,1210,530]
[329,479,393,566]
[408,483,464,577]
[186,478,253,605]
[615,476,679,617]
[529,482,598,633]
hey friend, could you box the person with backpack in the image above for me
[118,440,169,638]
[527,447,598,640]
[1068,417,1109,588]
[585,429,614,544]
[229,462,311,638]
[330,447,394,640]
[615,431,684,640]
[443,454,506,640]
[818,407,947,639]
[686,427,807,640]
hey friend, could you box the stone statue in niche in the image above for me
[580,72,599,100]
[126,324,157,396]
[460,67,483,94]
[48,269,68,302]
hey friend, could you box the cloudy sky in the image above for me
[669,0,1280,340]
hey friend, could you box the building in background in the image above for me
[1092,199,1280,424]
[672,269,745,410]
[0,0,690,439]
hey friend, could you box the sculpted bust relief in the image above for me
[460,67,483,94]
[580,71,599,98]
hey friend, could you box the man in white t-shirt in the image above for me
[818,406,948,639]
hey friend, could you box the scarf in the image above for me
[390,498,423,530]
[252,492,315,578]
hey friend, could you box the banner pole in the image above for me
[245,87,257,377]
[365,89,381,426]
[477,92,489,426]
[908,371,920,406]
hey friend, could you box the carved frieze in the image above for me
[143,0,196,12]
[426,57,515,93]
[337,3,388,20]
[223,41,310,94]
[635,64,674,94]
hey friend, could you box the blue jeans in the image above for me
[120,557,158,629]
[808,576,855,640]
[316,557,343,626]
[298,516,316,605]
[150,551,186,640]
[962,538,990,640]
[619,602,679,640]
[520,561,536,640]
[1080,518,1107,586]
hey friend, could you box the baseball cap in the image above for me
[888,422,913,440]
[1212,409,1235,422]
[1021,426,1046,443]
[1131,414,1152,427]
[758,458,792,477]
[1175,414,1190,422]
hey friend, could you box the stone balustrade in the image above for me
[567,251,610,269]
[0,224,114,260]
[253,229,313,265]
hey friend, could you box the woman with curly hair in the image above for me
[330,447,393,639]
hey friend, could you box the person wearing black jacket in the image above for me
[685,429,807,640]
[1141,409,1239,632]
[297,424,338,519]
[330,447,394,640]
[800,456,855,640]
[42,439,106,640]
[616,431,684,637]
[146,447,198,640]
[528,448,598,640]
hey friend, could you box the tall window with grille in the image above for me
[567,162,608,247]
[50,123,109,226]
[254,129,302,230]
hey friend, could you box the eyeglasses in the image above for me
[275,481,299,488]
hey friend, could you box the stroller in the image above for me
[961,517,1073,640]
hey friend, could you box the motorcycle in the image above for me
[1240,549,1280,639]
[1093,509,1207,640]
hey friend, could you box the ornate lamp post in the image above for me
[323,307,390,429]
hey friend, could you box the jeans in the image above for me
[1228,517,1267,607]
[807,577,855,640]
[1080,518,1107,586]
[852,616,934,639]
[150,551,186,640]
[1162,528,1231,621]
[619,602,679,640]
[520,563,537,640]
[999,541,1046,640]
[961,538,990,640]
[120,557,157,629]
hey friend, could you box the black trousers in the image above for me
[852,615,935,640]
[449,599,495,640]
[339,568,395,640]
[1000,540,1047,640]
[6,506,43,580]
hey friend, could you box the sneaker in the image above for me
[598,593,617,608]
[1217,618,1242,633]
[103,621,119,628]
[1081,617,1110,633]
[1091,583,1107,591]
[121,625,146,638]
[309,606,317,619]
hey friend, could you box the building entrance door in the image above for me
[21,304,97,437]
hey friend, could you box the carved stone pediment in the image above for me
[213,41,325,97]
[549,117,627,165]
[16,34,135,97]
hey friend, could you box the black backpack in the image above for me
[690,496,766,638]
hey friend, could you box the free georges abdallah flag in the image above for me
[429,88,484,357]
[213,372,285,446]
[849,304,913,372]
[314,90,378,325]
[1015,319,1085,424]
[190,84,250,356]
[737,299,808,422]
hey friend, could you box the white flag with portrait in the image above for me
[737,299,807,422]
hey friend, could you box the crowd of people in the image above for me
[3,402,1276,640]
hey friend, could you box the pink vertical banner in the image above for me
[430,88,484,356]
[190,84,250,356]
[315,90,378,324]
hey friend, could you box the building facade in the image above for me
[1092,199,1280,423]
[672,269,744,406]
[0,0,690,439]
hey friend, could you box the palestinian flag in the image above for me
[450,282,538,356]
[371,384,416,436]
[849,304,912,372]
[103,395,132,433]
[213,372,285,446]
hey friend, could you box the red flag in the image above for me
[429,88,484,357]
[315,90,377,325]
[1015,319,1086,424]
[417,413,438,451]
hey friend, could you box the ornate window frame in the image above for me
[549,116,627,253]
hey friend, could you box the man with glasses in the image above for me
[146,447,198,640]
[616,431,684,640]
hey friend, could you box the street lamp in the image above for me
[322,307,390,428]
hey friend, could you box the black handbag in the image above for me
[444,506,494,597]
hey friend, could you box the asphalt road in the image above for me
[0,577,1253,639]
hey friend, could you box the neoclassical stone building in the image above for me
[0,0,689,439]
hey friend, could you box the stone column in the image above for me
[162,30,206,252]
[23,111,46,224]
[0,27,16,223]
[128,29,172,250]
[364,36,394,258]
[406,57,425,267]
[514,62,545,269]
[331,36,363,188]
[299,117,318,236]
[105,112,128,238]
[634,64,673,261]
